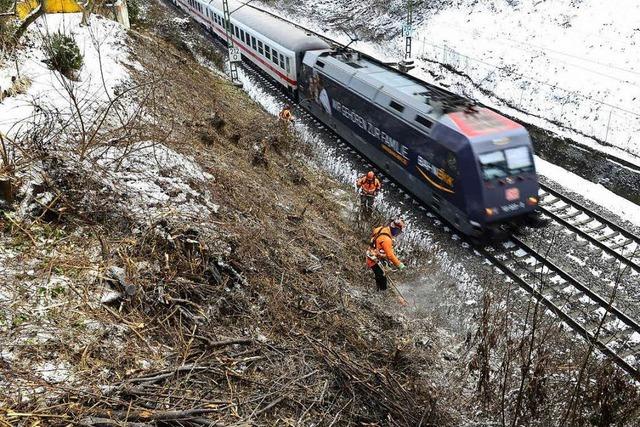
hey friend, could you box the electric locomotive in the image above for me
[298,50,539,236]
[174,0,540,236]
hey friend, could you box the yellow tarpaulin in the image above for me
[16,0,83,20]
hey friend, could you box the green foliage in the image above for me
[0,0,13,13]
[43,32,84,79]
[128,0,141,24]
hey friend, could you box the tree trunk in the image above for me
[12,1,44,45]
[80,0,94,26]
[0,176,13,203]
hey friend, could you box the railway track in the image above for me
[537,183,640,273]
[170,1,640,381]
[480,236,640,381]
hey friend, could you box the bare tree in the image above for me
[11,0,45,44]
[79,0,95,26]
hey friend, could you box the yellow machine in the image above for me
[16,0,82,20]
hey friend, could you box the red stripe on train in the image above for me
[176,0,297,86]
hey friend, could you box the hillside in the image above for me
[1,1,639,426]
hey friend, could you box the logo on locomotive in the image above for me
[417,156,455,193]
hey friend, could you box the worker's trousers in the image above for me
[371,263,387,291]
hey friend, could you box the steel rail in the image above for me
[537,205,640,272]
[540,183,640,243]
[538,183,640,272]
[478,244,640,381]
[510,236,640,334]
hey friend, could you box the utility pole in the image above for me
[399,0,415,73]
[223,0,242,86]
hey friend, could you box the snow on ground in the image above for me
[535,157,640,227]
[0,13,133,138]
[411,0,640,158]
[94,142,219,221]
[1,13,217,224]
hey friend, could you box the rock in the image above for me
[106,266,137,296]
[100,290,123,304]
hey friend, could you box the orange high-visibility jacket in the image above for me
[366,226,401,268]
[279,109,292,121]
[357,176,381,195]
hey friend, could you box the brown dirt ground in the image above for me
[0,3,458,425]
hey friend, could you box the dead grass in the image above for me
[0,3,455,425]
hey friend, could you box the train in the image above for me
[173,0,541,237]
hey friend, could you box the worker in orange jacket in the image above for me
[366,219,406,291]
[278,104,294,123]
[356,171,381,196]
[356,171,381,217]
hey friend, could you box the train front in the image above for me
[442,108,540,232]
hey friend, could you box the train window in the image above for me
[271,49,279,65]
[285,57,291,73]
[235,26,240,38]
[251,36,257,50]
[415,115,432,128]
[258,41,264,55]
[316,60,325,68]
[478,151,508,181]
[505,147,534,174]
[279,54,285,69]
[240,29,244,42]
[265,46,271,60]
[389,101,405,112]
[479,147,533,181]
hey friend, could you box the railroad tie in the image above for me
[596,231,619,243]
[573,216,595,227]
[539,196,558,206]
[608,238,633,251]
[547,204,570,213]
[617,343,640,360]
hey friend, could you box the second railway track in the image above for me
[537,183,640,273]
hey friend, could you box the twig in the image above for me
[254,396,285,416]
[2,211,37,245]
[194,336,254,348]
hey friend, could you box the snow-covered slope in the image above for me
[0,13,133,137]
[263,0,640,163]
[413,0,640,160]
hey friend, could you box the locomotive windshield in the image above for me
[479,146,534,180]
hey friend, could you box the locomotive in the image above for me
[174,0,540,236]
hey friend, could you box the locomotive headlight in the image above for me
[485,208,497,216]
[527,196,539,206]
